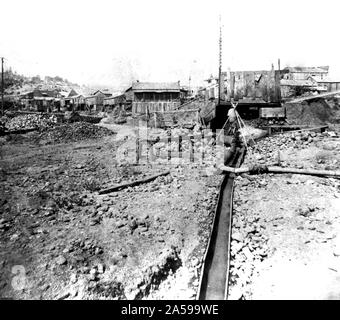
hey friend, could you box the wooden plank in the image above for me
[99,170,170,194]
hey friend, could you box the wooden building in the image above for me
[65,95,86,111]
[222,69,281,104]
[201,66,282,126]
[130,81,181,115]
[316,79,340,92]
[91,90,112,106]
[103,93,131,112]
[280,78,326,99]
[203,68,281,105]
[279,66,340,97]
[19,89,63,112]
[281,66,329,81]
[84,90,112,111]
[84,95,97,108]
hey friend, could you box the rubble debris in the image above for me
[3,114,58,131]
[228,127,340,299]
[37,122,115,144]
[55,255,67,266]
[245,130,339,168]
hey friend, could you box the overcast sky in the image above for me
[1,0,340,90]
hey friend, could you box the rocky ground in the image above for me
[0,121,222,300]
[228,129,340,300]
[1,114,58,131]
[2,113,340,300]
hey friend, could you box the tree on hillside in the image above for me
[53,76,63,82]
[3,69,25,91]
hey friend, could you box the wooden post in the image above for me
[146,123,149,163]
[167,132,171,162]
[201,130,205,162]
[178,135,182,158]
[136,131,140,164]
[189,134,194,162]
[156,145,160,160]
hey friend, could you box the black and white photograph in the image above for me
[1,0,340,303]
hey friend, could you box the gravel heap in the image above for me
[38,122,114,144]
[245,131,332,166]
[285,99,334,125]
[4,114,58,131]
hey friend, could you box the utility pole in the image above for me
[1,57,4,116]
[218,15,222,106]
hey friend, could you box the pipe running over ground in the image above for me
[219,164,340,178]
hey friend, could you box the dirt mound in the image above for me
[38,122,115,144]
[285,98,334,125]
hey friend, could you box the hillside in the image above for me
[3,69,92,96]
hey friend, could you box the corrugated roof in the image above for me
[132,82,180,92]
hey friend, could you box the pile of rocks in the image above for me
[228,175,270,299]
[38,122,114,144]
[53,237,105,268]
[0,218,10,232]
[245,131,326,166]
[4,114,58,131]
[245,118,287,128]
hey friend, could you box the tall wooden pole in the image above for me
[1,57,4,116]
[218,15,222,106]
